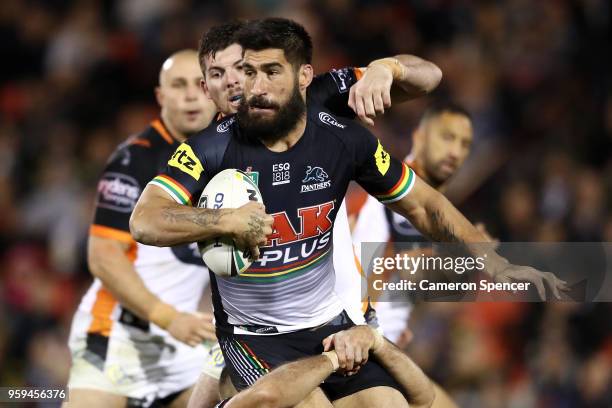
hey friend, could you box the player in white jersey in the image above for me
[64,51,219,408]
[351,101,475,346]
[186,20,442,407]
[350,102,489,408]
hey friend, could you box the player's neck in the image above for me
[261,114,307,152]
[160,113,187,143]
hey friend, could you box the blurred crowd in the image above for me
[0,0,610,406]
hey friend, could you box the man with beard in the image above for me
[64,50,218,408]
[188,19,443,408]
[351,101,475,345]
[194,20,443,329]
[130,19,567,407]
[198,21,443,125]
[350,102,474,408]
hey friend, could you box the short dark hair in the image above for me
[421,100,472,125]
[236,18,313,67]
[198,21,245,68]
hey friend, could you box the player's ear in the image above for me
[200,78,211,98]
[298,64,314,90]
[155,86,163,107]
[413,128,420,141]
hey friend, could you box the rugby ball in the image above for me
[197,169,264,276]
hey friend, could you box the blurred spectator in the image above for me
[46,1,107,89]
[499,181,537,241]
[569,168,607,241]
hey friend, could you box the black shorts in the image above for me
[218,311,403,401]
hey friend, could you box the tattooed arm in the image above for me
[130,184,273,258]
[386,176,484,244]
[386,175,509,275]
[386,175,568,299]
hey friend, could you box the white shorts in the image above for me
[201,342,225,381]
[67,310,209,406]
[372,301,412,343]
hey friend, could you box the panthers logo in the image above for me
[302,166,328,183]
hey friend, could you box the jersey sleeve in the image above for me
[149,139,209,206]
[351,128,416,204]
[309,67,363,119]
[91,144,153,242]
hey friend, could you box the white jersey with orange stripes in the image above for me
[350,188,413,343]
[73,120,211,337]
[76,244,209,336]
[66,121,213,404]
[332,200,367,325]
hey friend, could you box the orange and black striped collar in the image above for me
[150,119,176,145]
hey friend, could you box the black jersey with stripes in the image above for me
[152,102,415,334]
[95,67,358,237]
[79,120,210,342]
[93,120,175,233]
[92,119,203,267]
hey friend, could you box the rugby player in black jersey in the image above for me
[65,21,441,408]
[187,20,443,408]
[131,18,567,407]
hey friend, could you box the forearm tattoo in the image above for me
[428,209,463,243]
[244,214,265,242]
[161,206,222,228]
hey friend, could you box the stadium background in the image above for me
[1,0,611,406]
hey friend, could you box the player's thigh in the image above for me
[186,373,221,408]
[62,389,126,408]
[294,387,334,408]
[167,386,194,408]
[332,386,408,408]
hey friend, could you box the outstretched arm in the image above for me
[387,175,484,244]
[387,175,568,299]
